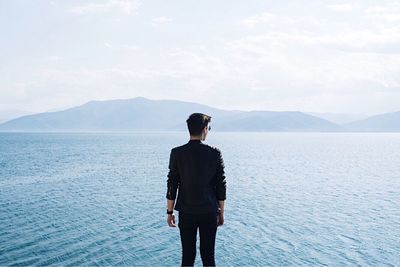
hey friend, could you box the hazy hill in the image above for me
[0,109,34,124]
[306,112,369,124]
[215,110,341,131]
[0,97,343,132]
[342,111,400,132]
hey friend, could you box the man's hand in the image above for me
[167,214,176,227]
[217,212,224,227]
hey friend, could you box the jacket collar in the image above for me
[188,139,202,144]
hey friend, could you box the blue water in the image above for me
[0,132,399,266]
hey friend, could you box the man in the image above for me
[166,112,227,267]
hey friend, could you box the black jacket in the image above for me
[166,139,226,214]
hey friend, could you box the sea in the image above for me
[0,132,399,266]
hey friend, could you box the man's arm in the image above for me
[216,149,226,214]
[166,149,180,204]
[167,199,175,211]
[166,149,179,227]
[218,200,225,214]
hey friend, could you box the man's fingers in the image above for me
[217,214,224,226]
[167,216,177,227]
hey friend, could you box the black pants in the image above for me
[178,211,218,266]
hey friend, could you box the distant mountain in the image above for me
[342,111,400,132]
[0,97,343,132]
[0,109,34,124]
[216,110,341,131]
[306,112,369,124]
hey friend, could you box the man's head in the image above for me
[186,113,212,140]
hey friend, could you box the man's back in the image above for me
[166,139,226,214]
[166,113,224,266]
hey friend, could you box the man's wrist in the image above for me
[167,209,174,215]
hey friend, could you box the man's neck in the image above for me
[189,137,203,143]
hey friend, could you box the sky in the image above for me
[1,0,399,116]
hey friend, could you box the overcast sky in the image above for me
[1,0,399,116]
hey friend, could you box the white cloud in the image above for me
[2,0,400,115]
[237,9,400,53]
[224,31,400,88]
[46,56,63,62]
[103,42,140,51]
[238,12,276,28]
[364,3,400,22]
[328,3,357,12]
[0,67,157,111]
[151,16,173,27]
[66,0,140,15]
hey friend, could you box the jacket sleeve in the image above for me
[215,149,227,201]
[166,149,180,200]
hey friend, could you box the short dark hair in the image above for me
[186,113,212,136]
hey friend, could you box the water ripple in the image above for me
[0,132,399,266]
